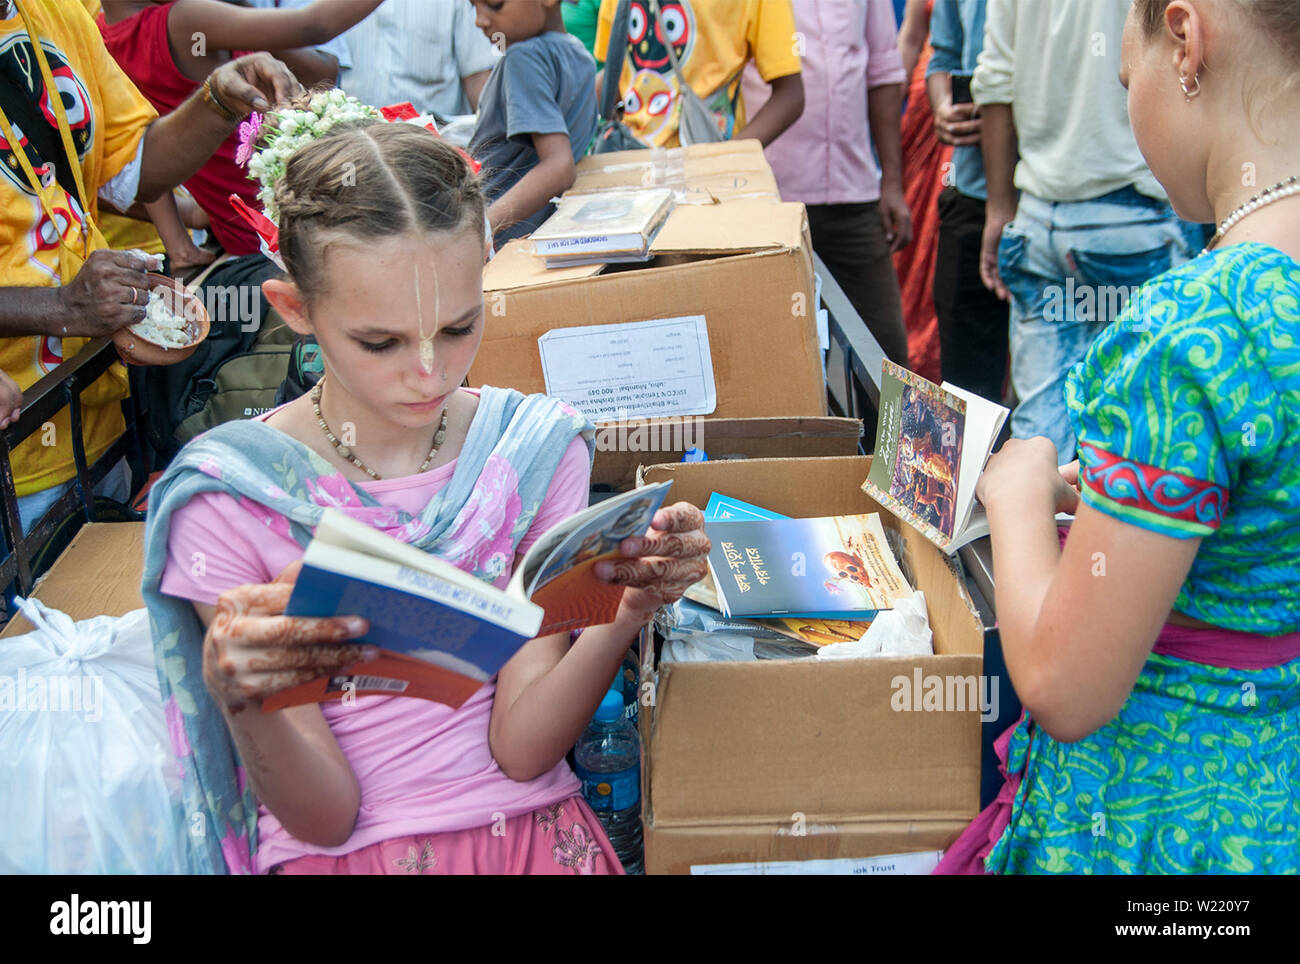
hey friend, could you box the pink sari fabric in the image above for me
[266,796,625,875]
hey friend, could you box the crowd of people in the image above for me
[0,0,1296,875]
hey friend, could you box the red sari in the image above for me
[892,40,950,384]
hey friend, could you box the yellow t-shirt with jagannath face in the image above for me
[593,0,801,148]
[0,1,156,496]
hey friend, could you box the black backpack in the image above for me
[130,253,296,467]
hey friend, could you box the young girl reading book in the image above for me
[140,119,709,875]
[940,0,1300,874]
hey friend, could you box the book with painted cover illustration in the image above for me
[863,360,1009,555]
[704,513,911,619]
[530,188,674,266]
[266,483,671,711]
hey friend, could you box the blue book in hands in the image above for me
[269,484,671,711]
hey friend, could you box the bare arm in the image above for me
[977,439,1200,743]
[488,623,637,782]
[489,504,709,781]
[486,131,576,236]
[462,69,491,113]
[143,194,214,271]
[0,248,156,339]
[136,53,301,203]
[735,72,804,146]
[977,101,1018,299]
[0,286,66,340]
[897,0,931,81]
[168,0,384,57]
[867,80,910,251]
[192,567,372,847]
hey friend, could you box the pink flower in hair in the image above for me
[235,112,264,167]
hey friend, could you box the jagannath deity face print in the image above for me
[625,0,696,72]
[0,34,95,197]
[622,69,676,140]
[617,2,698,140]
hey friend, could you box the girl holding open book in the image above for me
[140,118,709,875]
[941,0,1300,874]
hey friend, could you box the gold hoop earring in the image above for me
[1180,72,1201,100]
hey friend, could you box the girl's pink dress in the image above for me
[159,396,624,875]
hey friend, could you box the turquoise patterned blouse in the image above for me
[1065,242,1300,635]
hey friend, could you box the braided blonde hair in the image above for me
[273,120,486,300]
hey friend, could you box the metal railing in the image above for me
[815,252,885,450]
[0,339,142,597]
[814,252,997,619]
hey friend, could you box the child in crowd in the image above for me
[593,0,804,149]
[98,0,383,255]
[941,0,1300,874]
[467,0,597,245]
[141,119,710,874]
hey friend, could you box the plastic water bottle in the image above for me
[619,649,639,727]
[575,687,644,874]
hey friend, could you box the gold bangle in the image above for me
[201,77,243,123]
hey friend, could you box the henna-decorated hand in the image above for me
[202,560,375,714]
[594,501,711,627]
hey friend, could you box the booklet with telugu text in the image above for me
[266,483,672,711]
[689,493,880,636]
[863,360,1011,555]
[705,513,912,620]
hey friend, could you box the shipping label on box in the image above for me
[537,315,716,421]
[474,203,824,422]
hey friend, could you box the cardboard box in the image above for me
[1,522,146,638]
[591,415,861,491]
[636,457,986,874]
[472,200,824,422]
[569,140,780,205]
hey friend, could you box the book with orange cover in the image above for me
[264,484,671,711]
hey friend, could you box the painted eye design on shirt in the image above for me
[647,91,672,116]
[627,3,647,44]
[623,89,643,113]
[656,3,690,48]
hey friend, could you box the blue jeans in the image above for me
[997,186,1197,458]
[13,456,131,537]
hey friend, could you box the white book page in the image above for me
[538,315,717,422]
[313,509,485,594]
[302,539,542,638]
[941,382,1009,537]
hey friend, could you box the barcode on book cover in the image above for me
[327,674,409,694]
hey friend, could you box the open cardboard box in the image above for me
[591,415,862,491]
[635,456,985,874]
[0,522,146,638]
[472,200,822,416]
[569,139,780,205]
[472,200,831,486]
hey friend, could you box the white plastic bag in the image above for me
[0,599,188,873]
[816,591,935,660]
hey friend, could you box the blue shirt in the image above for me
[469,32,597,244]
[926,0,987,200]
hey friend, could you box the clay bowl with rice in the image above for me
[111,273,210,366]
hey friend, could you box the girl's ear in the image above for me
[262,278,313,336]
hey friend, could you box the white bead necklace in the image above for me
[1202,174,1300,254]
